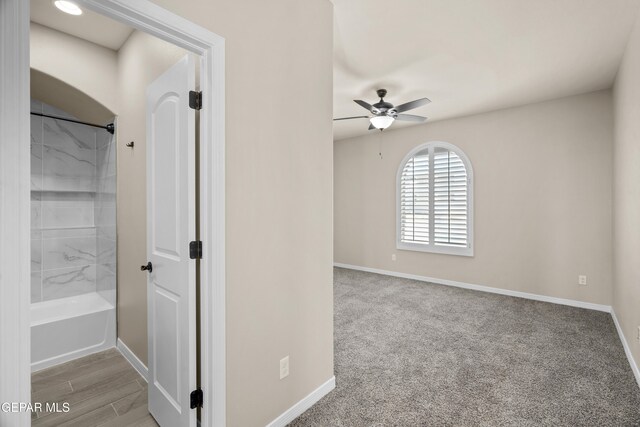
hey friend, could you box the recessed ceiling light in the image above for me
[53,0,83,15]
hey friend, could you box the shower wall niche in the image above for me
[30,99,117,370]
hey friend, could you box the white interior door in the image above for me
[145,54,197,427]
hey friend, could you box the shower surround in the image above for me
[30,99,116,371]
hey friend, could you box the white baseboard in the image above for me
[611,310,640,389]
[117,338,148,383]
[32,341,115,373]
[333,263,612,313]
[265,376,335,427]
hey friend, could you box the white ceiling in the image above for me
[333,0,640,140]
[30,0,134,50]
[29,0,640,139]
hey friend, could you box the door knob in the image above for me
[141,262,153,273]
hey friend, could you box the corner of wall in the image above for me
[611,3,640,390]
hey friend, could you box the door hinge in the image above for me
[189,90,202,110]
[189,241,203,259]
[190,388,203,409]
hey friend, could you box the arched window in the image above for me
[397,142,473,256]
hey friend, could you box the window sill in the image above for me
[397,241,474,257]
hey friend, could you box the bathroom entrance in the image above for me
[18,0,225,425]
[0,1,225,425]
[30,53,198,426]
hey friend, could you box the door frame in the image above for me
[0,1,226,426]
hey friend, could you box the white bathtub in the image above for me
[31,292,116,372]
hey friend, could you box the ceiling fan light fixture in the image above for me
[53,0,83,15]
[370,115,394,130]
[334,90,429,132]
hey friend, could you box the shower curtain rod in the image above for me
[30,112,115,134]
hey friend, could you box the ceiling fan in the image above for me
[334,89,430,131]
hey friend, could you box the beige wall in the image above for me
[122,1,335,425]
[30,23,118,115]
[613,11,640,376]
[335,90,613,305]
[115,30,187,366]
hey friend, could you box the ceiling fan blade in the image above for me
[354,99,379,114]
[333,115,369,121]
[395,114,427,122]
[394,97,431,113]
[368,123,376,130]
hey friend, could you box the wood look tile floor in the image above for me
[31,348,159,427]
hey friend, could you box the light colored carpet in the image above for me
[291,268,640,426]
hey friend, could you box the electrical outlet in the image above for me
[279,356,289,379]
[391,254,396,261]
[578,275,587,286]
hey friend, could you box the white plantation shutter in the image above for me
[433,148,468,247]
[400,150,430,243]
[398,142,473,256]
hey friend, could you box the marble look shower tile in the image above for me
[31,100,109,305]
[31,99,43,114]
[40,191,94,203]
[31,239,42,272]
[97,146,107,180]
[42,197,94,211]
[31,115,43,146]
[95,204,116,227]
[41,193,94,205]
[96,180,116,200]
[96,225,116,241]
[42,205,94,229]
[31,271,42,303]
[40,177,96,194]
[96,237,116,266]
[96,148,116,200]
[97,174,116,197]
[96,129,114,149]
[42,227,96,239]
[104,175,117,195]
[42,236,96,270]
[95,183,112,198]
[96,264,116,291]
[96,192,116,205]
[42,264,96,301]
[31,199,42,230]
[31,141,43,191]
[96,179,107,197]
[42,145,97,192]
[96,264,116,306]
[104,143,116,176]
[43,117,96,150]
[105,261,116,275]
